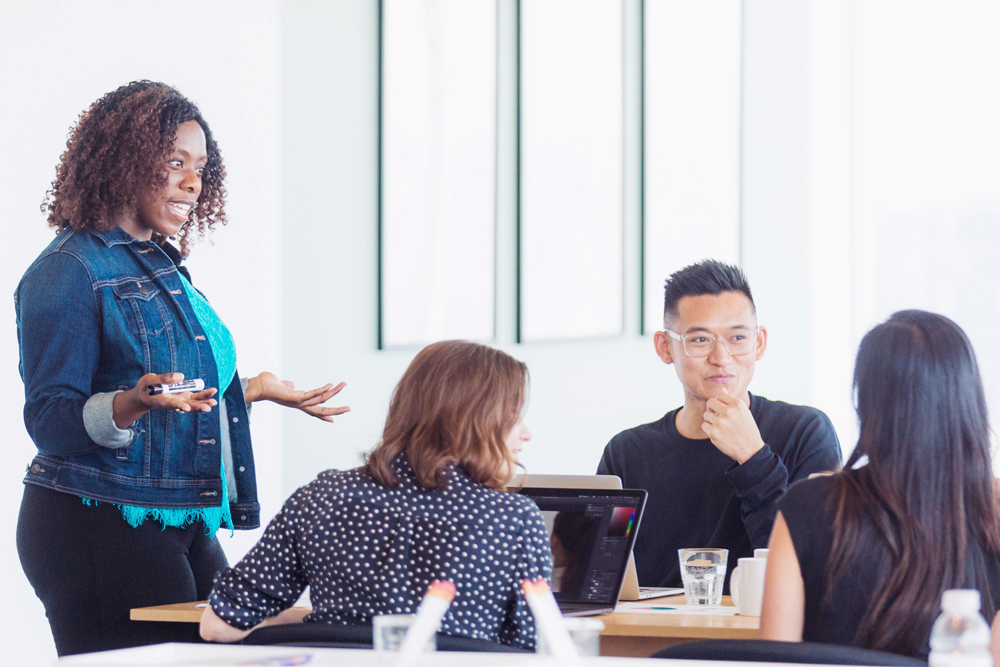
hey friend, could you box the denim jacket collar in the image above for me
[91,227,190,280]
[92,226,144,248]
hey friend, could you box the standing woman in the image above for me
[15,81,349,657]
[759,310,1000,660]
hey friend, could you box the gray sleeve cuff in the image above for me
[83,391,136,449]
[240,377,253,418]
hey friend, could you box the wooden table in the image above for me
[595,594,758,657]
[132,594,758,658]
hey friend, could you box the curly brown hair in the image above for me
[364,340,528,492]
[42,80,227,256]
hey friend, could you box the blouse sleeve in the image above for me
[499,503,555,649]
[209,487,310,629]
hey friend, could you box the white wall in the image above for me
[0,2,283,663]
[4,0,998,665]
[742,0,858,450]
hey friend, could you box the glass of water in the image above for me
[536,617,605,656]
[678,548,728,605]
[372,614,436,652]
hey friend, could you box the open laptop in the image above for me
[511,474,684,601]
[516,487,646,617]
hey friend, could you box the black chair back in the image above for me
[241,622,529,653]
[652,639,926,665]
[242,622,372,649]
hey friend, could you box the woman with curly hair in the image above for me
[15,80,349,656]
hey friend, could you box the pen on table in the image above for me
[521,578,582,667]
[394,580,456,667]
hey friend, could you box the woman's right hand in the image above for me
[113,373,218,429]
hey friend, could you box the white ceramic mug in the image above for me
[729,557,767,617]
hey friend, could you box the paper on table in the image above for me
[615,602,740,615]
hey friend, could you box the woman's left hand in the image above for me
[245,372,350,422]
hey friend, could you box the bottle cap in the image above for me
[941,589,981,613]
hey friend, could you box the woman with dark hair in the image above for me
[200,340,553,650]
[15,81,348,656]
[759,310,1000,660]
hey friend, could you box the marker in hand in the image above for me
[146,378,205,396]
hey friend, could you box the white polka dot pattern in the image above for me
[209,456,554,649]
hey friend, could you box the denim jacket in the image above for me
[15,227,260,529]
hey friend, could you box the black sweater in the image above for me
[597,393,842,588]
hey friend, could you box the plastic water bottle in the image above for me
[929,589,992,667]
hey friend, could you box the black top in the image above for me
[780,474,1000,659]
[209,457,554,649]
[597,393,841,588]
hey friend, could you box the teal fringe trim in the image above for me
[79,460,234,536]
[78,499,234,535]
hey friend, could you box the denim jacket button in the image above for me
[239,466,245,472]
[241,515,247,521]
[137,282,148,294]
[30,463,41,474]
[232,417,239,423]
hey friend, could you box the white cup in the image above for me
[754,548,770,559]
[730,557,767,617]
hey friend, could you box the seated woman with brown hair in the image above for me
[199,340,553,649]
[759,310,1000,660]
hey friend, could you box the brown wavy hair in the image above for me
[364,340,528,492]
[42,80,227,256]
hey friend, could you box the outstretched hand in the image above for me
[113,373,218,429]
[245,372,350,423]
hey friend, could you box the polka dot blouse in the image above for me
[209,456,554,649]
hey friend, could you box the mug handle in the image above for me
[731,565,741,608]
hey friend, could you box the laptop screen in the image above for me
[518,487,646,606]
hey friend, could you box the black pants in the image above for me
[16,484,229,656]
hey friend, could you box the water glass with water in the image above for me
[373,614,436,652]
[536,617,605,657]
[678,548,728,605]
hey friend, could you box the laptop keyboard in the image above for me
[558,603,615,617]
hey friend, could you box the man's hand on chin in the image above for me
[701,390,766,464]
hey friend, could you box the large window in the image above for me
[379,0,497,348]
[519,0,624,342]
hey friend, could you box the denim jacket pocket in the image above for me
[111,279,172,336]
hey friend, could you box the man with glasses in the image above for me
[598,260,841,590]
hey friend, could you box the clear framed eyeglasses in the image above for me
[664,328,760,358]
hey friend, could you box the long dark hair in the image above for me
[364,340,528,492]
[827,310,1000,655]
